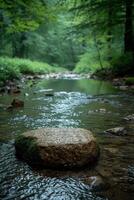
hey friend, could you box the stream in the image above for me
[0,77,134,200]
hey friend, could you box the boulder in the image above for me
[15,128,99,169]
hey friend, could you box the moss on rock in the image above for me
[15,134,42,166]
[15,128,99,169]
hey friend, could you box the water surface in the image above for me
[0,78,134,200]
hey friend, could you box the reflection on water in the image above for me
[0,78,134,200]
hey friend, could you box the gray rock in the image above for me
[124,114,134,121]
[119,86,128,90]
[83,176,108,191]
[15,128,99,169]
[104,127,127,136]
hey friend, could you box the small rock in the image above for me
[12,89,21,94]
[45,93,54,97]
[24,93,29,97]
[124,114,134,121]
[84,176,108,191]
[6,105,13,111]
[27,75,33,80]
[130,85,134,89]
[104,127,126,136]
[119,86,128,90]
[95,108,107,113]
[11,99,24,108]
[112,78,123,86]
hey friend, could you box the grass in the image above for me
[0,57,66,86]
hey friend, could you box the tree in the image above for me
[0,0,48,57]
[65,0,134,72]
[124,0,134,54]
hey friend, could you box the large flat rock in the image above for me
[15,128,99,169]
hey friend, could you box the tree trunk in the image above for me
[124,0,134,53]
[107,1,113,61]
[93,33,103,69]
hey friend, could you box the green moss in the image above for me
[15,134,42,165]
[124,77,134,85]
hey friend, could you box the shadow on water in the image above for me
[0,78,134,200]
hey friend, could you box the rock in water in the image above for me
[15,128,99,169]
[11,98,24,108]
[124,114,134,121]
[104,127,126,136]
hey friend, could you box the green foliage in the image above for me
[0,57,20,84]
[0,57,66,85]
[74,52,100,73]
[110,53,134,76]
[0,0,47,33]
[67,0,134,77]
[0,0,133,77]
[124,77,134,85]
[74,44,111,74]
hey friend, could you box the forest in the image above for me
[0,0,134,86]
[0,1,134,200]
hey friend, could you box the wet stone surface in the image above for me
[15,128,99,169]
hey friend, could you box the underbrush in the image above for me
[110,53,134,76]
[124,77,134,85]
[94,53,134,79]
[73,52,110,74]
[0,57,66,86]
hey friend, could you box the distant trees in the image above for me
[0,0,133,73]
[66,0,134,73]
[0,0,82,69]
[0,0,47,57]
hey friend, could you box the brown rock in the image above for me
[11,98,24,108]
[15,128,99,169]
[12,88,21,94]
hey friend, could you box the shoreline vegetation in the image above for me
[0,57,66,87]
[0,54,134,91]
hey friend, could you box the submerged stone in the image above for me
[15,128,99,169]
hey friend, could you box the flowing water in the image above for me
[0,78,134,200]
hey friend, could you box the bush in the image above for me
[73,51,110,74]
[0,57,66,85]
[0,57,20,84]
[124,77,134,85]
[110,53,134,76]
